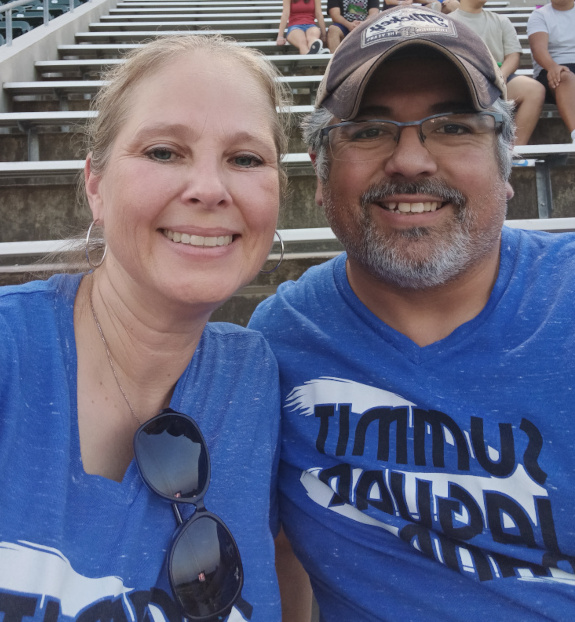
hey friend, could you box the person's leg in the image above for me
[553,69,575,135]
[327,24,345,53]
[287,26,311,54]
[305,25,321,49]
[506,76,545,145]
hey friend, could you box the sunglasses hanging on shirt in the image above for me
[134,408,244,622]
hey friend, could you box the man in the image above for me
[250,7,575,621]
[326,0,379,53]
[451,0,545,144]
[528,0,575,142]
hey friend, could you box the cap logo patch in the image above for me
[361,9,457,47]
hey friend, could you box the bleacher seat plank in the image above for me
[115,0,508,6]
[75,29,283,42]
[2,217,575,269]
[34,54,330,77]
[3,75,323,98]
[88,19,294,30]
[99,12,284,21]
[56,41,305,57]
[105,9,285,18]
[0,105,313,129]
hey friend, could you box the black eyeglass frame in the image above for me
[134,408,244,622]
[320,111,504,152]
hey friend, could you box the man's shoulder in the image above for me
[505,227,575,265]
[451,8,505,27]
[249,255,343,330]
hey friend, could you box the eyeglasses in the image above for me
[134,408,243,622]
[321,112,503,162]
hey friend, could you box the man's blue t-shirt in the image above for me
[250,226,575,621]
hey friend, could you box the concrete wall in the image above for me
[0,0,117,112]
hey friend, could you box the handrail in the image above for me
[1,0,80,46]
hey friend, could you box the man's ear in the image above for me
[505,181,514,201]
[84,154,105,223]
[309,150,324,207]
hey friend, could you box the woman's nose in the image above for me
[180,157,233,209]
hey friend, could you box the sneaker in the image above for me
[308,39,323,55]
[321,47,331,54]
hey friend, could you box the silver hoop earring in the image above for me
[85,220,107,269]
[260,230,284,274]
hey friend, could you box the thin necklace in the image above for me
[89,284,143,426]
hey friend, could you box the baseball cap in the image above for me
[316,6,506,120]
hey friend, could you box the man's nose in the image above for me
[383,125,438,179]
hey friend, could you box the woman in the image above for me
[0,35,289,622]
[527,0,575,142]
[276,0,327,55]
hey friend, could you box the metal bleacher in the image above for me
[1,0,574,326]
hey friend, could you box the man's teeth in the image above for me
[163,229,233,247]
[384,201,441,213]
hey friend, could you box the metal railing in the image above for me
[1,0,79,46]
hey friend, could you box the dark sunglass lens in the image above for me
[136,415,209,500]
[170,515,243,619]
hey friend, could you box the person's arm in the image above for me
[500,16,522,79]
[367,0,380,17]
[440,0,459,14]
[529,31,569,89]
[277,0,291,46]
[314,0,327,42]
[499,52,520,80]
[328,6,354,28]
[275,527,313,622]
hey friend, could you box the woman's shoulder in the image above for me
[0,273,80,313]
[203,321,276,357]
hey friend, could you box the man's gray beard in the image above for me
[323,178,502,290]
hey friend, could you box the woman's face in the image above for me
[86,51,280,313]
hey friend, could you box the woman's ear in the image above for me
[84,154,105,223]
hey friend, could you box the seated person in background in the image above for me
[326,0,379,53]
[452,0,545,144]
[528,0,575,143]
[383,0,460,14]
[251,6,575,621]
[277,0,328,55]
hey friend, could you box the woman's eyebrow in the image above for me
[129,124,276,152]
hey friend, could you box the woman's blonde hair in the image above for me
[84,33,291,191]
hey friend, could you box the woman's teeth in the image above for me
[163,229,233,247]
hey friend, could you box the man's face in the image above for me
[550,0,574,9]
[317,55,511,290]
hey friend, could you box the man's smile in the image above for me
[379,201,445,214]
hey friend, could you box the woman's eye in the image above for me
[233,154,263,168]
[147,148,175,161]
